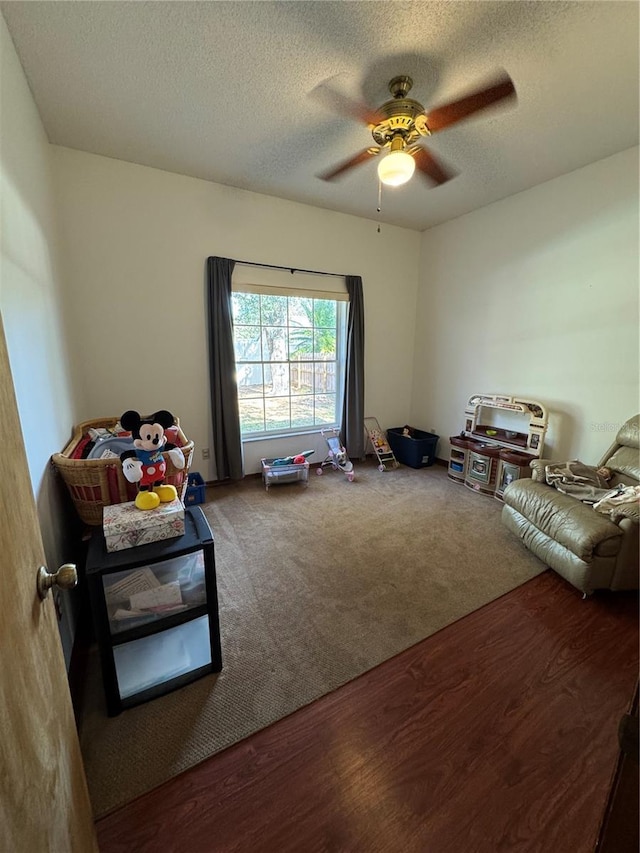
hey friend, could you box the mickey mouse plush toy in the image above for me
[119,410,185,510]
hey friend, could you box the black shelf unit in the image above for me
[86,505,222,716]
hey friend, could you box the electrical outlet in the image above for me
[202,448,210,460]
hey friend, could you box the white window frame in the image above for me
[231,273,349,440]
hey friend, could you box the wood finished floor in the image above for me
[96,571,638,853]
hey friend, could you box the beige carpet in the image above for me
[79,462,545,817]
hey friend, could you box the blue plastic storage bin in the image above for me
[386,428,440,469]
[184,472,206,505]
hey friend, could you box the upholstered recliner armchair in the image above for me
[502,415,639,595]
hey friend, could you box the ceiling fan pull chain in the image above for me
[377,179,382,233]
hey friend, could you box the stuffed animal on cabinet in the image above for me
[119,409,185,510]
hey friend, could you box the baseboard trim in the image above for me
[205,454,449,486]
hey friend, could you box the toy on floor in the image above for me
[364,417,398,471]
[261,450,315,492]
[317,428,355,482]
[272,450,315,466]
[119,409,185,510]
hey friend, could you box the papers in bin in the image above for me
[105,567,187,619]
[130,581,185,613]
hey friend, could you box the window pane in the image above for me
[262,328,288,362]
[239,398,265,434]
[232,292,260,325]
[314,362,336,394]
[264,363,290,396]
[288,296,313,327]
[265,398,291,432]
[314,299,336,328]
[289,361,313,395]
[237,363,263,396]
[315,394,337,425]
[314,328,336,360]
[234,325,262,361]
[291,396,314,428]
[289,329,313,359]
[261,295,287,326]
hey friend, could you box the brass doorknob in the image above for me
[37,563,78,600]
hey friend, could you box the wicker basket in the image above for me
[51,417,194,526]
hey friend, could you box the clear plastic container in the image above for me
[102,551,206,634]
[113,615,212,699]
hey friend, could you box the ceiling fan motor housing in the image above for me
[371,76,430,148]
[371,100,428,147]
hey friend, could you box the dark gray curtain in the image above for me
[206,257,244,480]
[341,275,365,459]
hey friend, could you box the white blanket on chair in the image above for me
[593,484,640,520]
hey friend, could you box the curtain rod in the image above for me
[233,259,345,279]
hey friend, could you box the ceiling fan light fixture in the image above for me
[377,149,415,187]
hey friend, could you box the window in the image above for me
[231,289,348,437]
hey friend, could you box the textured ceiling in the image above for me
[2,1,638,231]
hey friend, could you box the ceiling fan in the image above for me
[313,71,517,188]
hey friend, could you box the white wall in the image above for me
[52,147,421,477]
[412,147,640,464]
[4,0,636,663]
[0,15,79,665]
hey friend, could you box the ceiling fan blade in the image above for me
[310,81,382,127]
[411,146,457,186]
[425,73,516,133]
[317,148,379,181]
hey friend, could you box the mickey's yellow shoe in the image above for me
[135,490,161,510]
[153,484,178,503]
